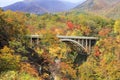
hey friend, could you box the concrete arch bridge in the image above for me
[26,35,98,54]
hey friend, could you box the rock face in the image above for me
[3,0,77,14]
[75,0,120,19]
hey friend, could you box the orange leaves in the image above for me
[60,62,69,68]
[5,18,13,23]
[27,25,39,34]
[20,62,38,77]
[60,62,76,78]
[101,37,115,50]
[51,27,64,35]
[98,28,111,37]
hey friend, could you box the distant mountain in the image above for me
[3,0,78,14]
[75,0,120,19]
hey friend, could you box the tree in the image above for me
[0,46,21,72]
[114,20,120,34]
[0,10,28,48]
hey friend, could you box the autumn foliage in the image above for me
[67,21,74,30]
[0,8,120,80]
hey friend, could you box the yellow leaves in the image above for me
[114,20,120,34]
[78,62,95,80]
[0,10,28,48]
[48,43,69,59]
[0,46,21,72]
[42,73,49,79]
[116,35,120,43]
[0,46,14,54]
[81,26,91,35]
[95,60,120,80]
[4,10,26,23]
[36,48,44,55]
[49,46,61,57]
[0,8,3,13]
[0,51,20,63]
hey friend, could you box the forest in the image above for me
[0,8,120,80]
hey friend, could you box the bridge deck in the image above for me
[57,35,98,40]
[26,35,98,40]
[26,35,41,38]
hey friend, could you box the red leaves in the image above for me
[95,51,101,57]
[66,21,74,30]
[94,46,101,57]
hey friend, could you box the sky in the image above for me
[0,0,85,7]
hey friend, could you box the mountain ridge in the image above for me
[3,0,78,14]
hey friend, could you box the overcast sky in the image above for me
[0,0,86,7]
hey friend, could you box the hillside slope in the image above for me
[75,0,120,19]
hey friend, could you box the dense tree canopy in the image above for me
[0,10,28,48]
[0,9,120,80]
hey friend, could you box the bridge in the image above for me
[26,35,98,54]
[57,35,98,54]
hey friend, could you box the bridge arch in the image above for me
[60,39,87,52]
[60,39,89,66]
